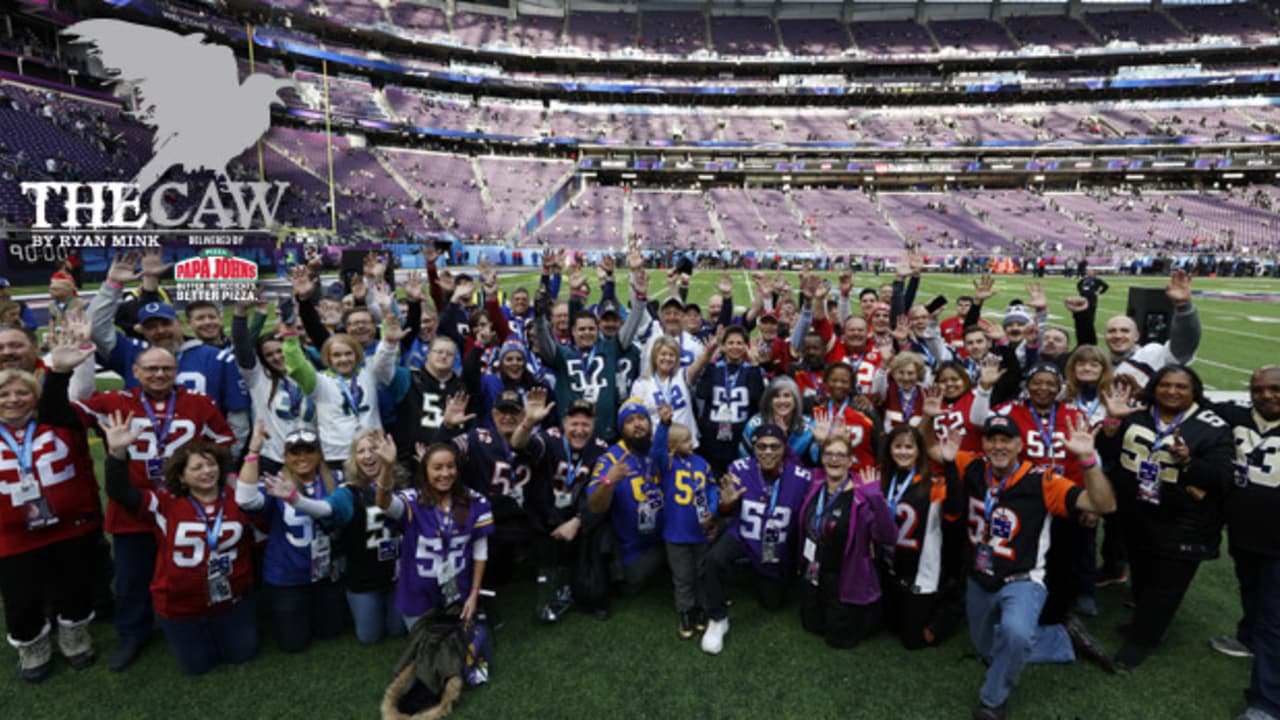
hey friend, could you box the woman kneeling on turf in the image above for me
[378,443,493,629]
[104,412,258,675]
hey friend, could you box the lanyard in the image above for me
[562,435,585,490]
[761,469,782,518]
[811,479,845,533]
[915,340,935,368]
[434,501,456,541]
[897,386,918,418]
[826,399,850,431]
[719,361,743,394]
[886,469,916,508]
[1152,408,1189,447]
[187,494,226,554]
[334,371,363,415]
[655,374,676,406]
[1029,405,1057,456]
[0,420,37,475]
[983,464,1018,531]
[1076,395,1100,420]
[140,391,177,454]
[578,343,599,375]
[618,440,655,497]
[281,378,303,417]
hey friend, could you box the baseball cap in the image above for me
[661,297,684,311]
[982,415,1021,439]
[1003,305,1032,327]
[683,302,702,314]
[1027,362,1064,383]
[137,302,178,324]
[598,299,621,318]
[495,390,524,412]
[565,399,595,417]
[0,278,10,288]
[283,428,320,452]
[758,311,778,324]
[753,424,787,445]
[325,281,346,300]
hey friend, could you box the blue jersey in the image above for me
[105,334,250,413]
[390,488,494,617]
[588,440,663,566]
[724,457,811,578]
[257,476,340,587]
[653,422,718,545]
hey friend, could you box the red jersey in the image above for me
[795,367,825,405]
[882,381,926,431]
[933,391,985,454]
[137,488,255,619]
[0,422,100,557]
[74,388,234,534]
[940,315,967,358]
[994,401,1088,485]
[810,399,878,469]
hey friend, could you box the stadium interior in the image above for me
[0,0,1278,271]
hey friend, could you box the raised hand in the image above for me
[937,430,961,463]
[46,330,94,372]
[599,254,616,276]
[627,248,644,273]
[631,265,650,296]
[372,432,398,467]
[415,441,429,463]
[839,272,854,297]
[1169,429,1191,466]
[907,250,925,276]
[480,266,499,297]
[443,392,476,429]
[523,387,556,425]
[857,465,881,489]
[1064,412,1097,460]
[569,268,587,294]
[106,251,144,286]
[1025,282,1047,309]
[1102,383,1142,419]
[1063,295,1089,313]
[403,270,425,303]
[351,275,368,302]
[979,354,1006,390]
[719,473,744,505]
[381,311,409,343]
[972,274,996,303]
[984,322,1007,343]
[922,384,944,418]
[1165,268,1192,307]
[364,253,387,282]
[658,403,673,426]
[811,406,832,443]
[263,473,299,502]
[606,452,631,486]
[60,307,91,346]
[290,265,316,300]
[101,410,143,458]
[851,394,875,414]
[140,247,173,278]
[248,420,268,455]
[451,277,475,305]
[891,316,911,343]
[716,273,733,297]
[423,245,439,266]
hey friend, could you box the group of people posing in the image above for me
[0,247,1275,720]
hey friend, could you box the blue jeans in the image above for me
[1248,555,1280,717]
[113,533,157,642]
[157,593,259,675]
[265,580,346,653]
[346,589,406,644]
[967,578,1075,708]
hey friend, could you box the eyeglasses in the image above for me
[754,442,784,453]
[138,365,177,375]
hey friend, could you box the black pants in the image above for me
[799,573,880,649]
[1126,541,1201,649]
[532,532,576,610]
[1230,543,1265,650]
[0,532,97,642]
[486,518,531,588]
[1099,513,1128,578]
[880,573,954,650]
[700,533,787,621]
[1039,516,1084,626]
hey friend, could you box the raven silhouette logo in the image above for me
[64,19,294,192]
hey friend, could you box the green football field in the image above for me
[3,270,1276,719]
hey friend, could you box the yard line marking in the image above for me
[1196,358,1255,375]
[1201,326,1280,343]
[743,271,755,302]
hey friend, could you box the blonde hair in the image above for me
[887,351,926,380]
[667,422,692,452]
[0,369,41,402]
[648,336,681,378]
[342,429,408,489]
[320,333,363,370]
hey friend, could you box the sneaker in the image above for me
[1066,616,1117,674]
[1096,570,1129,588]
[700,618,729,655]
[9,624,53,684]
[537,604,560,624]
[1210,636,1254,659]
[972,702,1007,720]
[1074,595,1099,618]
[108,636,146,673]
[56,615,96,670]
[678,611,695,639]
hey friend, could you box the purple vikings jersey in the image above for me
[724,457,811,578]
[391,489,494,617]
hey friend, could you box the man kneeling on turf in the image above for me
[945,414,1116,720]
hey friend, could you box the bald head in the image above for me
[1104,315,1140,359]
[134,347,178,397]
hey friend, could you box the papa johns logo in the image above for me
[175,250,258,283]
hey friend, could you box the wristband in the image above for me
[285,487,299,504]
[244,453,260,463]
[1078,454,1100,470]
[104,279,124,290]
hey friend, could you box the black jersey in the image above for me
[336,483,398,593]
[1098,403,1235,560]
[392,369,463,471]
[454,426,534,525]
[518,427,610,534]
[886,468,965,594]
[1215,402,1280,558]
[694,361,765,463]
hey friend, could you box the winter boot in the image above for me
[9,622,53,683]
[57,614,96,670]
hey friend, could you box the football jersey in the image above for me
[805,401,878,470]
[242,364,317,464]
[391,369,463,471]
[724,457,811,579]
[254,475,337,587]
[0,421,100,557]
[840,348,883,397]
[962,457,1081,592]
[694,361,765,463]
[640,328,703,373]
[632,373,699,448]
[74,388,234,534]
[391,488,494,617]
[1216,403,1280,558]
[653,422,719,545]
[615,342,642,396]
[305,341,398,461]
[939,316,967,358]
[137,488,255,619]
[518,426,609,534]
[547,339,623,444]
[933,392,984,454]
[994,402,1089,485]
[104,334,249,413]
[588,441,663,566]
[454,427,533,525]
[1098,403,1235,560]
[795,367,825,405]
[334,483,399,593]
[882,381,926,432]
[884,468,964,594]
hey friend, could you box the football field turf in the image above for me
[3,271,1275,719]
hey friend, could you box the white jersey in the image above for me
[313,340,398,461]
[640,324,704,375]
[243,363,319,464]
[631,371,700,448]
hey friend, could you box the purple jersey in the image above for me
[724,457,811,578]
[391,488,494,617]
